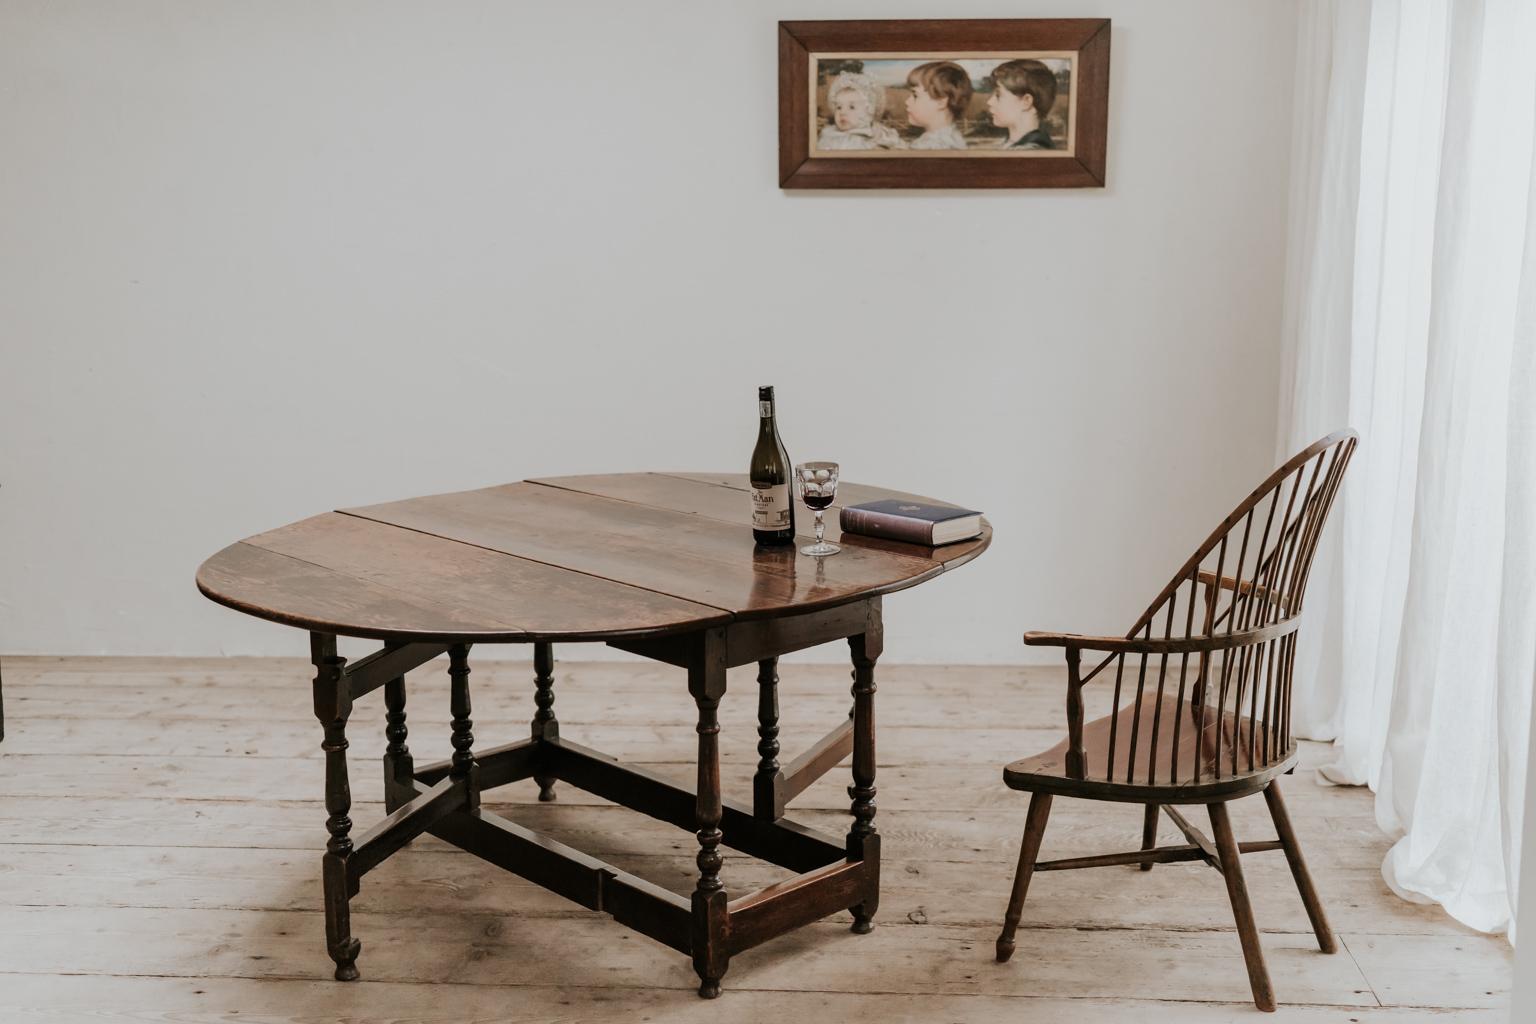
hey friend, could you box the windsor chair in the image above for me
[994,430,1357,1012]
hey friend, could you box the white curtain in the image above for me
[1279,0,1536,937]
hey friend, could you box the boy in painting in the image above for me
[817,72,901,150]
[903,61,972,150]
[986,59,1058,149]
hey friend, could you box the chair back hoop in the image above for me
[1067,430,1358,787]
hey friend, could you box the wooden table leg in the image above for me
[448,645,480,812]
[753,657,781,819]
[382,675,413,813]
[310,634,360,982]
[847,610,882,934]
[531,642,559,802]
[689,629,729,998]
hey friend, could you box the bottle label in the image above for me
[751,482,791,530]
[759,401,772,417]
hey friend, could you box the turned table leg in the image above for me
[448,644,480,812]
[531,641,559,802]
[753,657,781,819]
[311,635,360,982]
[689,630,729,998]
[382,675,413,813]
[847,619,882,934]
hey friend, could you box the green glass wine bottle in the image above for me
[749,386,796,546]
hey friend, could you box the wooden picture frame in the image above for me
[779,19,1110,189]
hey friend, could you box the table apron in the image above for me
[337,641,450,700]
[608,598,879,669]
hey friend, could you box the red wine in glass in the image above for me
[803,492,835,511]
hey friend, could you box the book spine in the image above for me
[838,507,936,545]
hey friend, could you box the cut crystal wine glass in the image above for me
[794,462,840,557]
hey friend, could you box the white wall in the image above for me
[0,0,1297,663]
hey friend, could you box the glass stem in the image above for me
[814,510,825,546]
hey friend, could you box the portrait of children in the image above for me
[811,54,1075,158]
[817,71,903,151]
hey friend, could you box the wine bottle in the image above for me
[750,386,796,546]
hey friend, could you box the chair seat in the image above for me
[1004,695,1296,803]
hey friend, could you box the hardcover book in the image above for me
[839,499,983,546]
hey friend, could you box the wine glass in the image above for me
[795,462,840,557]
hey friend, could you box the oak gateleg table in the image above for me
[195,472,990,997]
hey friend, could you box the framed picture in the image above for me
[778,19,1110,189]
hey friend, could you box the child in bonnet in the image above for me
[817,71,902,151]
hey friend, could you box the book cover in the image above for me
[839,499,983,546]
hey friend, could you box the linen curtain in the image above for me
[1278,0,1536,937]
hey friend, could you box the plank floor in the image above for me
[0,655,1512,1023]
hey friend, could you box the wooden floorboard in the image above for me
[0,656,1512,1021]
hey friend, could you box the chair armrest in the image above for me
[1023,630,1138,650]
[1024,621,1297,656]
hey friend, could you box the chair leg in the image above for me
[1140,803,1159,871]
[1208,802,1275,1012]
[1264,780,1336,953]
[995,792,1052,963]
